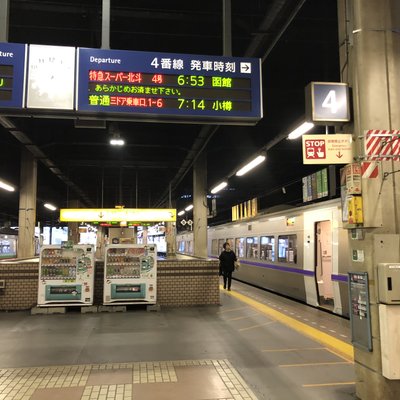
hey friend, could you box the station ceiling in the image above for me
[0,0,340,226]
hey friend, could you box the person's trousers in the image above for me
[223,271,232,289]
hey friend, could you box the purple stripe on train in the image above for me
[210,255,349,282]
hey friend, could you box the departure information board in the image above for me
[0,42,26,108]
[77,48,262,124]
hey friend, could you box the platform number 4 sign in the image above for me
[322,90,338,114]
[305,82,351,125]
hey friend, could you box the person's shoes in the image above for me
[223,286,226,289]
[228,288,231,291]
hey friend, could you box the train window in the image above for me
[218,239,225,254]
[211,239,218,255]
[260,236,275,261]
[187,241,193,254]
[235,238,245,258]
[246,237,259,258]
[178,241,185,252]
[278,235,297,264]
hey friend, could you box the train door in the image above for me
[315,220,334,311]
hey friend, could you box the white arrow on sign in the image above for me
[240,62,251,73]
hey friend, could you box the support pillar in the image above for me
[193,152,208,258]
[67,200,81,244]
[0,0,9,42]
[337,1,400,398]
[17,149,37,258]
[165,222,176,258]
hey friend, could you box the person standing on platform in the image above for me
[219,242,237,291]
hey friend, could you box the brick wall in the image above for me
[0,258,220,311]
[0,263,39,311]
[157,259,220,307]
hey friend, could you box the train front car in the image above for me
[207,199,350,317]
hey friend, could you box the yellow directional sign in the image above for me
[60,208,176,222]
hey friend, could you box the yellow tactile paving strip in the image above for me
[0,359,258,400]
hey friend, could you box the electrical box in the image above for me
[377,263,400,304]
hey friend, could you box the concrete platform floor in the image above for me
[0,280,356,400]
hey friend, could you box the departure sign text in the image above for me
[78,48,262,124]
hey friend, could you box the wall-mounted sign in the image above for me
[348,272,372,351]
[302,134,353,164]
[364,129,400,161]
[60,208,176,222]
[305,82,351,124]
[26,44,75,110]
[0,42,27,108]
[77,48,262,124]
[302,168,329,203]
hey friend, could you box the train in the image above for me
[176,198,351,317]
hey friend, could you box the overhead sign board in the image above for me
[0,42,27,108]
[302,134,353,164]
[77,48,262,124]
[60,208,176,222]
[305,82,350,124]
[26,44,75,110]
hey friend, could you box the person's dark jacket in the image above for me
[219,250,237,274]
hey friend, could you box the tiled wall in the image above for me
[0,259,220,311]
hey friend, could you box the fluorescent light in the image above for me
[236,155,266,177]
[0,116,16,129]
[0,180,15,192]
[177,210,185,216]
[110,138,125,146]
[210,181,228,194]
[288,122,314,140]
[44,203,57,211]
[185,204,193,211]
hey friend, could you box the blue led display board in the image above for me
[0,42,27,108]
[77,48,262,124]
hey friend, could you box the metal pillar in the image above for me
[0,0,9,42]
[193,152,208,258]
[222,0,232,56]
[17,149,37,258]
[0,0,10,42]
[337,0,400,398]
[101,0,110,49]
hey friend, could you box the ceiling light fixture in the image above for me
[210,181,228,194]
[185,204,193,211]
[0,179,15,192]
[287,121,314,140]
[177,210,185,216]
[236,155,266,177]
[110,136,125,146]
[44,203,57,211]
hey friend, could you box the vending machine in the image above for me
[103,244,157,305]
[37,244,95,306]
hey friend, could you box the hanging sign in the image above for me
[305,82,351,124]
[60,208,176,222]
[0,42,27,108]
[77,48,262,124]
[302,134,353,164]
[26,44,76,110]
